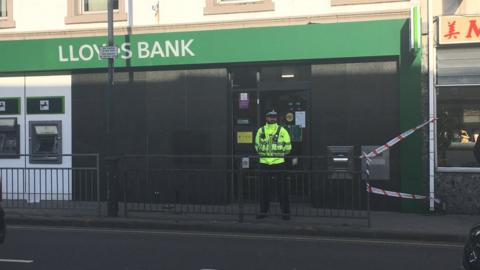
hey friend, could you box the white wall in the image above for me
[25,75,72,165]
[1,0,411,33]
[0,75,72,202]
[0,76,25,167]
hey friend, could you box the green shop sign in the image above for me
[0,19,406,73]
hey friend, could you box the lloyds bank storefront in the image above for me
[0,19,424,212]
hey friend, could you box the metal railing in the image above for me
[0,154,101,216]
[108,155,370,225]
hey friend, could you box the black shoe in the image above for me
[256,213,267,219]
[282,214,290,221]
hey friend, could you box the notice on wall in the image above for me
[295,111,306,128]
[239,93,249,109]
[237,131,253,144]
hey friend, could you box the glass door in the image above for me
[258,90,309,168]
[231,89,309,168]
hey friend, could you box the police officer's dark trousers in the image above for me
[259,163,290,216]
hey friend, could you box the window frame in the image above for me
[0,0,15,29]
[204,0,274,15]
[65,0,127,24]
[331,0,408,6]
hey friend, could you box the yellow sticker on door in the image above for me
[237,131,253,144]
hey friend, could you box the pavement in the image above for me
[3,207,478,244]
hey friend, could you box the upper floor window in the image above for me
[0,0,15,29]
[204,0,274,15]
[82,0,118,13]
[65,0,127,24]
[0,0,6,17]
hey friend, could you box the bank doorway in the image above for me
[231,89,310,166]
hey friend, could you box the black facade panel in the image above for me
[73,68,227,157]
[143,68,228,158]
[145,70,188,155]
[311,60,400,211]
[111,72,148,155]
[72,73,108,155]
[72,68,228,203]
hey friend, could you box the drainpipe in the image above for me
[428,0,436,212]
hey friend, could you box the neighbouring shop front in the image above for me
[0,19,423,212]
[435,15,480,213]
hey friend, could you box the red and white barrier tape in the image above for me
[361,118,439,204]
[367,183,440,203]
[361,118,437,160]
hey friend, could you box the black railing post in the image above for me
[365,157,371,228]
[238,169,244,223]
[106,157,119,217]
[123,170,128,218]
[96,154,101,217]
[238,157,245,223]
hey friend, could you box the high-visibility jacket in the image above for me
[255,123,292,165]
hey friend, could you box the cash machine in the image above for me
[0,117,20,158]
[29,121,62,164]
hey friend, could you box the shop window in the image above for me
[331,0,408,6]
[0,0,15,29]
[437,86,480,167]
[204,0,274,15]
[65,0,127,24]
[83,0,118,12]
[0,0,5,17]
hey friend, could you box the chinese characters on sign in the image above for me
[439,16,480,45]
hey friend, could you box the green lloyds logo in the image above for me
[57,39,195,62]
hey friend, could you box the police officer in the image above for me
[255,109,292,220]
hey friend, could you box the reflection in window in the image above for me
[66,0,126,24]
[437,86,480,167]
[82,0,118,13]
[0,0,6,17]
